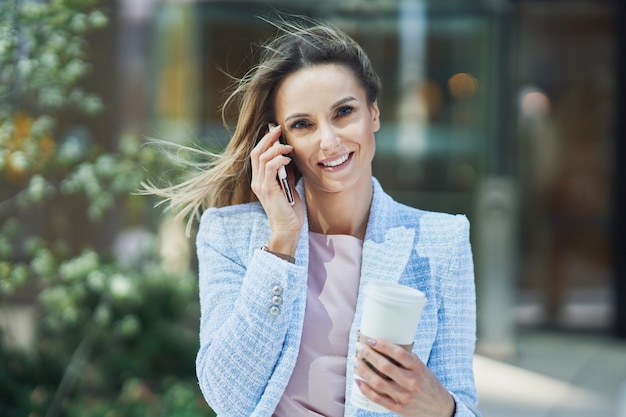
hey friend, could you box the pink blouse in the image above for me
[273,232,363,417]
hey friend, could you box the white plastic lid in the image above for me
[363,281,425,305]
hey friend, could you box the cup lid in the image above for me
[363,281,425,305]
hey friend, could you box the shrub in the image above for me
[0,1,210,416]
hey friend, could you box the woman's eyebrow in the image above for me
[331,96,357,109]
[285,112,309,123]
[284,96,358,123]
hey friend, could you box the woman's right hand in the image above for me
[250,124,304,257]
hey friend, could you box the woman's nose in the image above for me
[319,123,340,150]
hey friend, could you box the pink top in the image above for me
[273,232,363,417]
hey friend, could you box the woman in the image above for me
[147,17,481,417]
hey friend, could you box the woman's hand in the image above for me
[354,338,456,417]
[250,124,304,256]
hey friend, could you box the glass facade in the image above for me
[514,3,616,329]
[153,1,501,210]
[148,0,619,333]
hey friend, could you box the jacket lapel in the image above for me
[359,179,415,288]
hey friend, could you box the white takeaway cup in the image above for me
[351,281,427,413]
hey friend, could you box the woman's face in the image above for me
[274,64,380,196]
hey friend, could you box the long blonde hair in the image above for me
[143,16,381,234]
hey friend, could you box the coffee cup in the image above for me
[351,280,427,413]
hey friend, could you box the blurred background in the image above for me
[0,0,625,416]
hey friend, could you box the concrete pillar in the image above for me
[474,177,518,359]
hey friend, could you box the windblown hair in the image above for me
[142,16,382,235]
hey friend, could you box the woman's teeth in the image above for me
[322,154,349,167]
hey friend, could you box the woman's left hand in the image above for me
[354,338,456,417]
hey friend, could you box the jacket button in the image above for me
[269,306,280,317]
[272,285,283,296]
[272,295,282,306]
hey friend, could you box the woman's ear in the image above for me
[370,100,381,132]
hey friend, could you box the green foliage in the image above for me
[0,1,210,416]
[64,379,214,417]
[0,0,107,118]
[0,334,62,417]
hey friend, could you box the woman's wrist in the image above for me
[443,391,456,417]
[267,233,298,258]
[261,245,295,263]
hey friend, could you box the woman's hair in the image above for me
[143,16,381,235]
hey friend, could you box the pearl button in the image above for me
[272,285,283,296]
[272,295,282,306]
[269,306,280,317]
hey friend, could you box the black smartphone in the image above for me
[269,123,295,206]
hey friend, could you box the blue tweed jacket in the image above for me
[196,177,481,417]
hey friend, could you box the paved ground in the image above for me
[474,329,626,417]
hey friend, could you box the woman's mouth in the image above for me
[320,153,352,168]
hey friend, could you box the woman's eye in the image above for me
[337,106,354,117]
[291,120,309,129]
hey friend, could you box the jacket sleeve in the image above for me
[195,207,306,416]
[428,215,482,417]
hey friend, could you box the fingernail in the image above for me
[355,379,362,387]
[270,124,281,132]
[366,338,377,347]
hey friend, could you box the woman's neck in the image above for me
[304,180,373,240]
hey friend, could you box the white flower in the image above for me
[30,249,55,277]
[48,33,67,51]
[82,96,103,115]
[88,10,109,29]
[95,154,116,176]
[87,270,106,292]
[58,136,85,163]
[17,59,33,78]
[59,250,99,281]
[70,14,88,33]
[64,59,87,81]
[10,151,29,172]
[110,274,132,300]
[40,88,64,108]
[40,51,59,69]
[27,174,46,201]
[31,116,53,137]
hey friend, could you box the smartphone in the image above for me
[274,126,295,206]
[277,134,295,206]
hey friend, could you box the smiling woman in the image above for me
[274,64,379,234]
[143,15,481,417]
